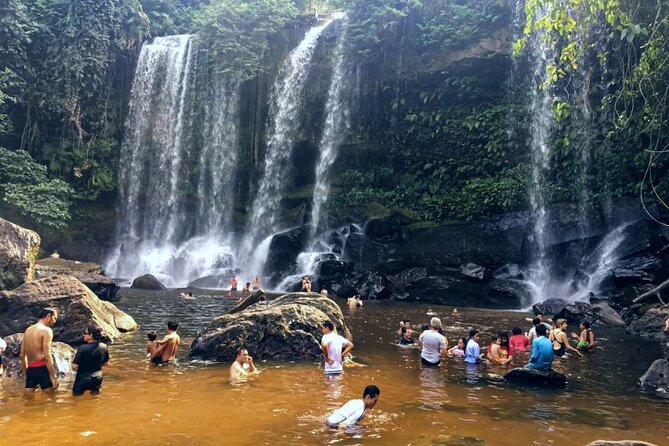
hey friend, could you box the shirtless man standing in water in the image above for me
[20,308,60,396]
[152,320,180,366]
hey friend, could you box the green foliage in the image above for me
[418,0,508,51]
[194,0,300,80]
[0,147,73,227]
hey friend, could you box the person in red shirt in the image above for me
[509,327,530,353]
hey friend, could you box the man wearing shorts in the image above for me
[20,308,60,396]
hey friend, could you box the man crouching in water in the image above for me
[20,308,60,397]
[229,347,258,381]
[152,320,180,366]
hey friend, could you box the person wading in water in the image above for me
[20,308,60,397]
[152,320,181,366]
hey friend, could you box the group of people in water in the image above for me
[398,310,599,371]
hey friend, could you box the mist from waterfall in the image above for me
[107,35,241,286]
[239,19,333,272]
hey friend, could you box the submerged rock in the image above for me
[189,292,350,362]
[35,257,119,301]
[131,274,166,290]
[0,218,40,291]
[0,274,137,345]
[412,434,486,446]
[638,359,669,399]
[504,367,567,388]
[0,332,75,377]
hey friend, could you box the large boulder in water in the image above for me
[0,274,137,345]
[0,218,40,291]
[638,359,669,399]
[35,257,119,301]
[626,307,669,340]
[504,367,567,388]
[0,332,75,378]
[189,292,350,362]
[131,274,166,290]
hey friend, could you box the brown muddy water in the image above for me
[0,289,667,446]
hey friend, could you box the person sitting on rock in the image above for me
[571,320,596,351]
[230,275,238,292]
[326,385,380,429]
[320,289,328,296]
[242,282,251,293]
[252,276,261,291]
[526,323,554,371]
[301,276,312,293]
[229,347,258,381]
[72,325,110,396]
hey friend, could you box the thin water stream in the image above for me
[0,291,667,445]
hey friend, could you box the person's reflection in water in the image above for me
[418,366,448,410]
[464,362,481,385]
[323,372,344,399]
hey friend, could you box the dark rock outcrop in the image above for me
[0,218,40,291]
[0,332,75,377]
[0,274,137,345]
[265,225,311,277]
[131,274,166,290]
[35,257,119,301]
[461,263,491,282]
[532,298,569,317]
[188,272,235,289]
[626,307,669,339]
[638,359,669,398]
[189,293,350,362]
[504,367,567,388]
[553,301,625,326]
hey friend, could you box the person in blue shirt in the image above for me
[464,329,482,364]
[526,323,554,371]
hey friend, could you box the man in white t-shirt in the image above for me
[326,385,380,428]
[320,320,354,374]
[418,317,448,366]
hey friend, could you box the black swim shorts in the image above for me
[72,372,103,396]
[25,365,54,389]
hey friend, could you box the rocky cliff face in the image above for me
[0,218,40,291]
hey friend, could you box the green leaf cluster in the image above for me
[0,147,73,227]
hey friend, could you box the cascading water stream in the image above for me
[309,19,350,240]
[239,19,334,273]
[107,35,241,286]
[525,10,557,303]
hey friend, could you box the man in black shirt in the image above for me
[72,325,110,396]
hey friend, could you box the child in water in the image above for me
[448,337,466,357]
[571,320,596,351]
[146,331,163,362]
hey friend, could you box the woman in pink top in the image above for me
[509,327,530,353]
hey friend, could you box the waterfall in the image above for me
[116,35,194,247]
[310,20,350,239]
[107,35,241,286]
[240,20,333,272]
[525,7,557,303]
